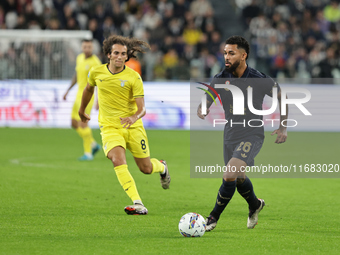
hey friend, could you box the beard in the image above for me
[224,60,240,73]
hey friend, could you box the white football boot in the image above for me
[247,198,265,229]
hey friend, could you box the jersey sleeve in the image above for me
[205,76,219,103]
[264,77,280,98]
[132,74,144,98]
[87,67,96,87]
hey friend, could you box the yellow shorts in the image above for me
[71,94,94,121]
[100,125,150,158]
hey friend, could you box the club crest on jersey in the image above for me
[119,79,128,87]
[225,80,230,91]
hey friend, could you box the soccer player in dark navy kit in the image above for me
[197,36,288,230]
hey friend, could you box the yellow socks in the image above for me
[151,158,165,174]
[76,127,93,155]
[114,164,141,202]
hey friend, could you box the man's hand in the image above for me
[271,128,287,144]
[79,110,91,123]
[121,98,145,129]
[120,116,138,129]
[197,103,210,119]
[63,91,68,101]
[274,90,288,144]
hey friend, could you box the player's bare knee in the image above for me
[71,120,78,129]
[79,121,88,128]
[139,164,152,174]
[224,178,237,182]
[223,170,238,181]
[111,159,125,167]
[109,157,126,167]
[237,177,246,185]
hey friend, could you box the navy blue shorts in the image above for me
[223,136,263,166]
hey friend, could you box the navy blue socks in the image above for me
[236,176,260,211]
[210,179,236,221]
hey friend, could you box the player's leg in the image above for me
[77,120,100,160]
[133,156,170,189]
[72,97,99,160]
[107,146,146,214]
[82,96,100,156]
[237,176,262,211]
[206,157,246,231]
[232,136,265,228]
[103,129,147,215]
[206,143,235,231]
[71,119,78,129]
[127,126,170,189]
[237,176,265,229]
[71,99,92,159]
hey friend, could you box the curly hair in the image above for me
[225,35,250,60]
[102,35,150,62]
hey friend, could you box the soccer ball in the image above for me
[178,212,206,237]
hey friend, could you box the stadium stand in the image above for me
[0,0,339,82]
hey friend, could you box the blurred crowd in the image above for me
[0,0,223,81]
[1,0,340,82]
[242,0,340,82]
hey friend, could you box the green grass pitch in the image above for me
[0,128,339,255]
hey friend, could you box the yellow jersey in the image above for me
[88,64,144,128]
[76,53,101,97]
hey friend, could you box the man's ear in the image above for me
[242,52,247,61]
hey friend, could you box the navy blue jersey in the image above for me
[207,66,280,142]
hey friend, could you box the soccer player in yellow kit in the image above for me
[79,35,171,215]
[63,39,102,161]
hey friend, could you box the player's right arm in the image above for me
[197,100,213,119]
[63,73,77,100]
[79,83,94,123]
[271,89,288,144]
[197,79,218,119]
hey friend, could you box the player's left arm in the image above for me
[197,78,218,119]
[271,90,288,144]
[79,83,95,123]
[120,97,145,129]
